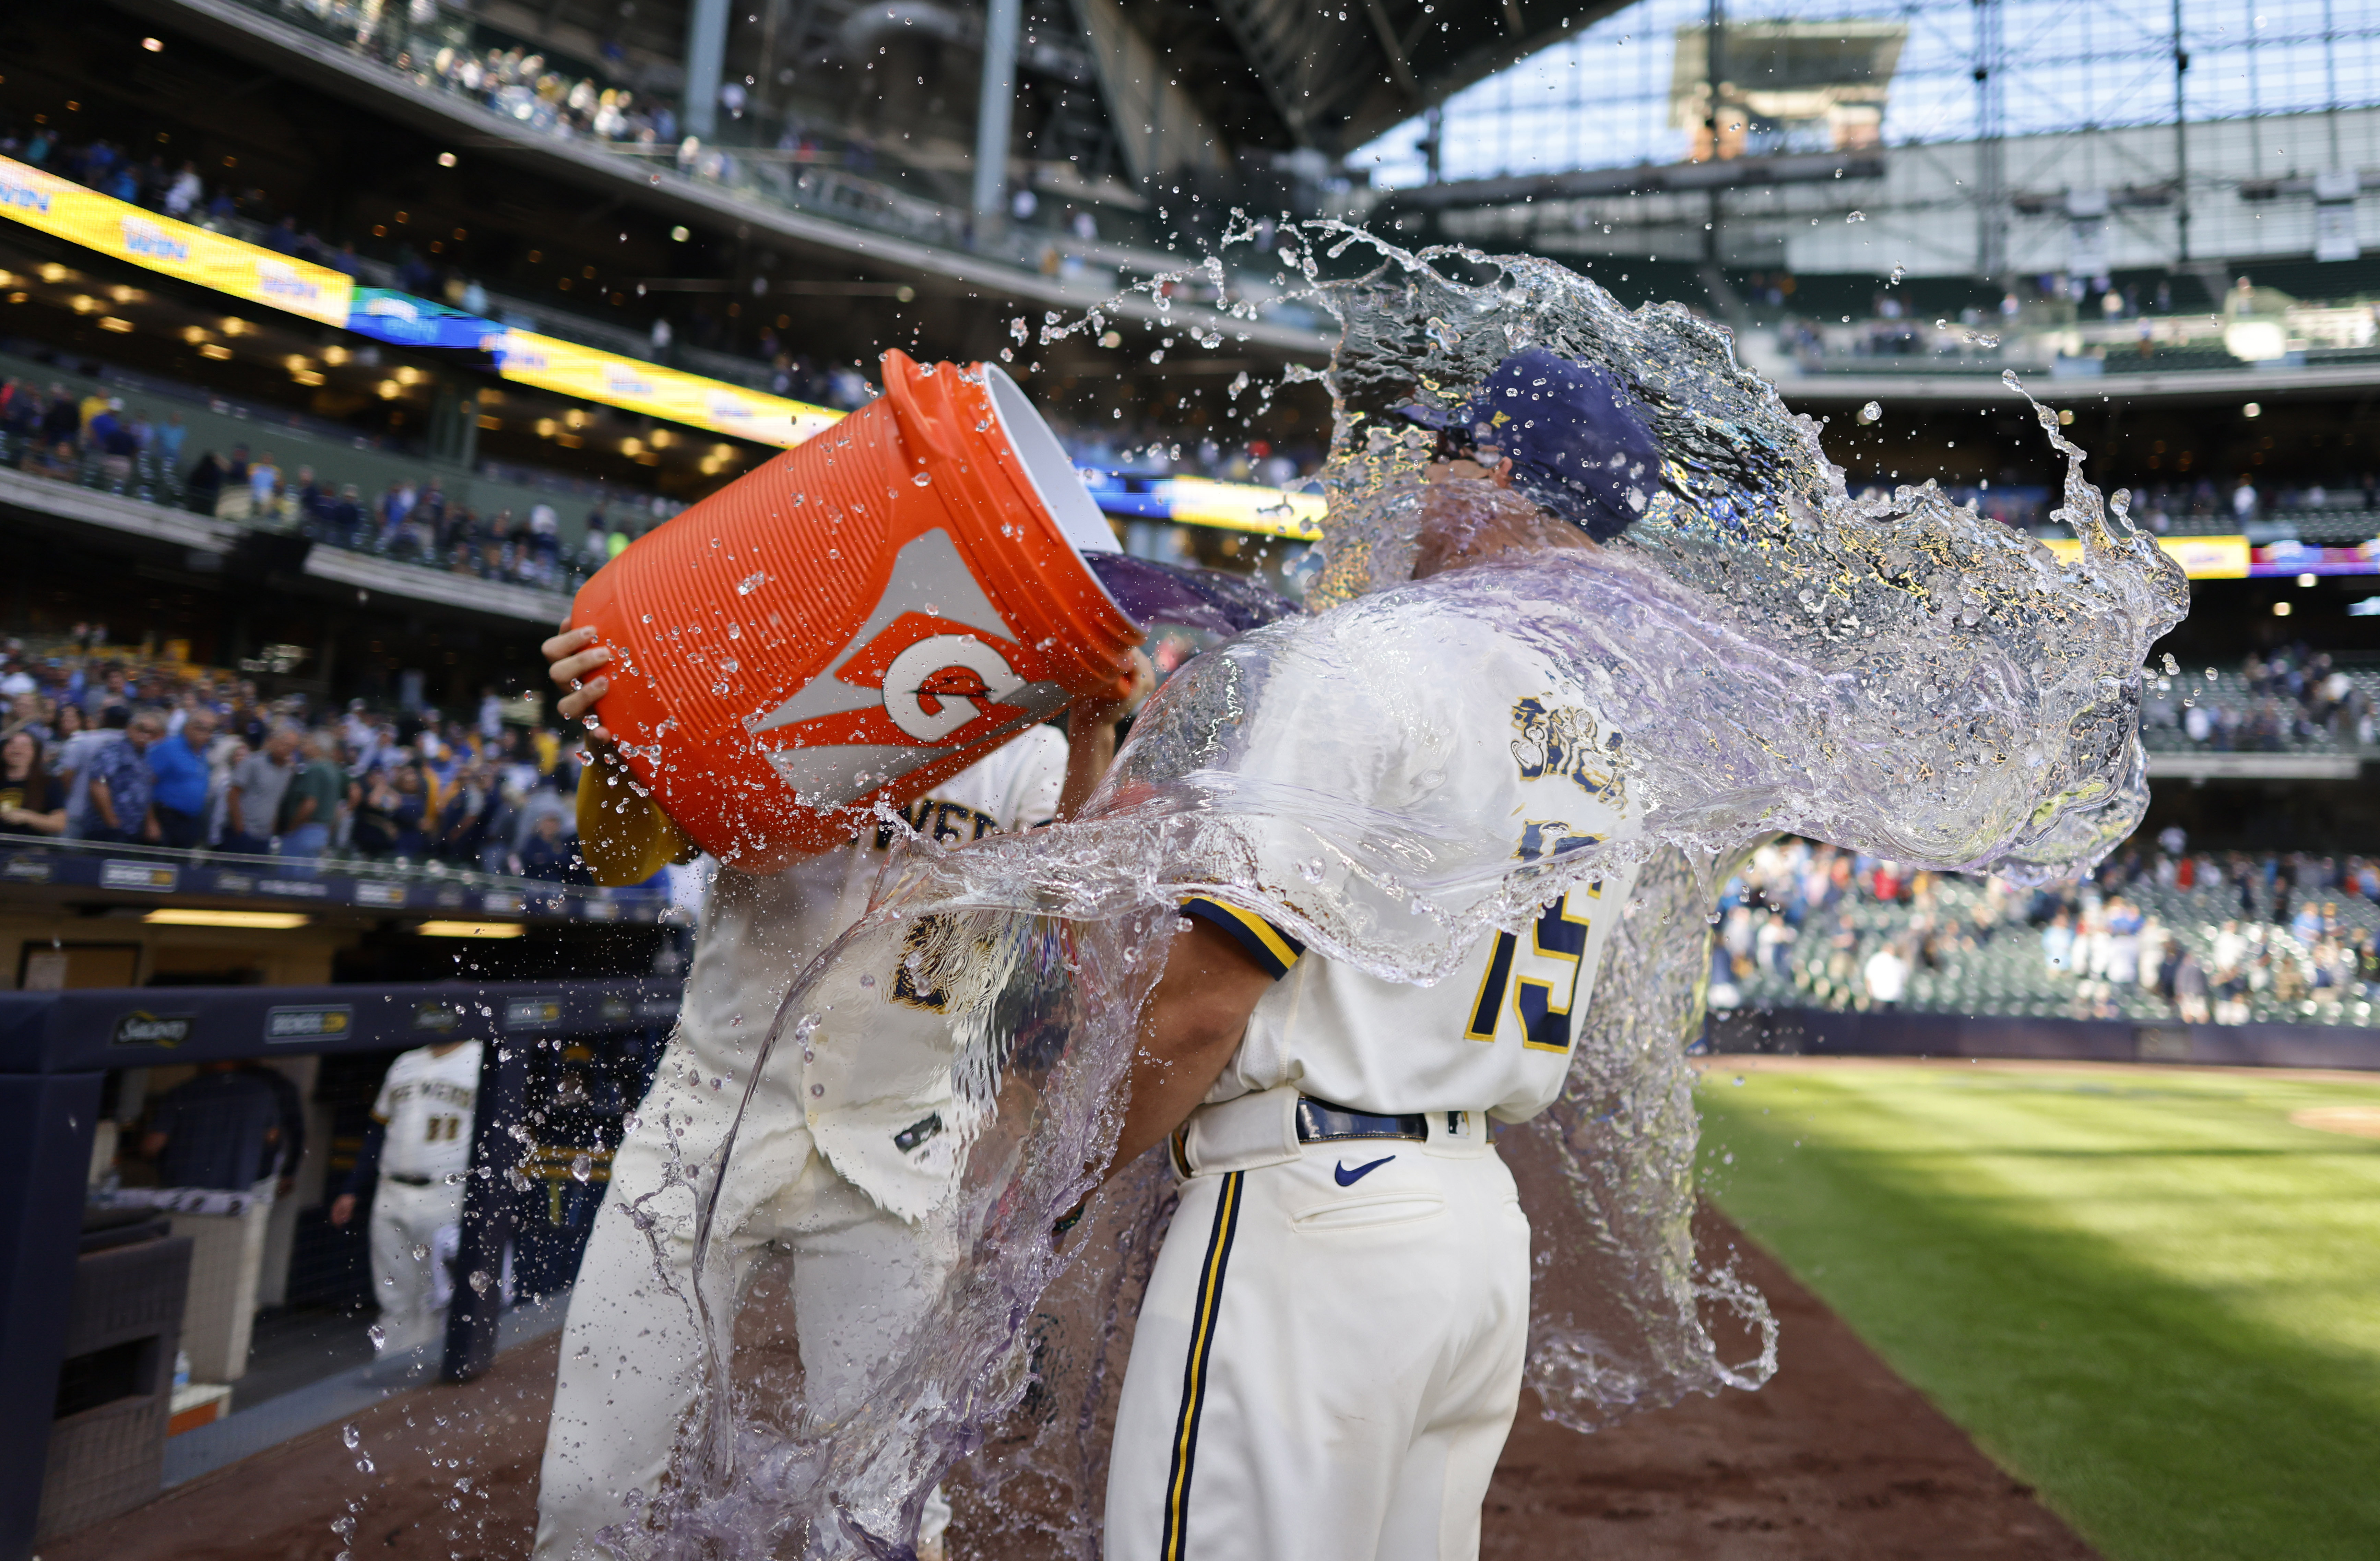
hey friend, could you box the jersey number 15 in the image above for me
[1464,894,1593,1054]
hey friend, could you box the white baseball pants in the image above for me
[369,1178,465,1356]
[1105,1097,1531,1561]
[533,1061,954,1560]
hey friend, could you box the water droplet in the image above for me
[1300,858,1326,883]
[1857,401,1882,425]
[571,1152,593,1183]
[2161,653,2179,676]
[1887,264,1906,284]
[736,571,767,595]
[912,471,933,486]
[342,1423,361,1449]
[411,1242,430,1263]
[1846,210,1866,222]
[469,1269,494,1296]
[859,973,876,988]
[367,1324,387,1351]
[355,1456,375,1474]
[811,1083,825,1097]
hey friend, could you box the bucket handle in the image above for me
[879,348,964,467]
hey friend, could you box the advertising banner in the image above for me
[1163,474,1327,540]
[346,287,500,350]
[0,155,353,327]
[2040,534,2251,579]
[491,330,841,449]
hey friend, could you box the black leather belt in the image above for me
[1294,1096,1428,1144]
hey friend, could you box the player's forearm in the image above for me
[1105,920,1273,1176]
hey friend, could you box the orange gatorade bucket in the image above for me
[569,350,1141,870]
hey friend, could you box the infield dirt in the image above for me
[44,1204,2093,1561]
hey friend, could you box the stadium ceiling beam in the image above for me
[1370,150,1890,217]
[119,0,1329,358]
[1166,0,1635,157]
[1065,0,1233,184]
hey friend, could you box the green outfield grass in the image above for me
[1695,1060,2380,1561]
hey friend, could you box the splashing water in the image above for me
[608,230,2183,1558]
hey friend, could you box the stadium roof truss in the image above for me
[1120,0,1639,158]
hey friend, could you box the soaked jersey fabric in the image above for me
[677,724,1067,1209]
[1183,633,1643,1121]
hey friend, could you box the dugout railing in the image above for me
[0,977,681,1560]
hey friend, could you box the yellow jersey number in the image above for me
[1463,893,1594,1053]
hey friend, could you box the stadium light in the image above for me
[2243,402,2262,418]
[671,226,690,242]
[144,909,310,929]
[141,36,162,51]
[2297,573,2317,588]
[414,921,527,939]
[438,152,458,167]
[2274,601,2294,616]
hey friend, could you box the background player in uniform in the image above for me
[331,1037,484,1356]
[1094,350,1661,1561]
[531,624,1150,1561]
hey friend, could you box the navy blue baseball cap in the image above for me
[1420,348,1663,542]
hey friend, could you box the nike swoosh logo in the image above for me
[1334,1154,1396,1186]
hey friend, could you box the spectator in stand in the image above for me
[279,729,346,860]
[516,807,575,881]
[1863,939,1911,1011]
[224,721,300,854]
[145,705,216,848]
[0,731,66,836]
[161,160,203,219]
[185,450,227,515]
[53,704,105,800]
[352,763,430,860]
[431,758,494,864]
[39,386,79,452]
[73,708,164,844]
[248,451,282,518]
[86,398,134,489]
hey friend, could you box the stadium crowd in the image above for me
[1715,835,2380,1027]
[0,634,590,880]
[2141,643,2379,751]
[0,375,680,593]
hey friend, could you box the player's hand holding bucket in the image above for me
[567,351,1146,870]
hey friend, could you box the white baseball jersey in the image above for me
[677,725,1068,1208]
[371,1040,484,1182]
[1186,640,1644,1123]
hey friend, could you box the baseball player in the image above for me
[331,1037,484,1356]
[1096,349,1662,1561]
[532,622,1150,1560]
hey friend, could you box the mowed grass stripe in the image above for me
[1696,1064,2380,1561]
